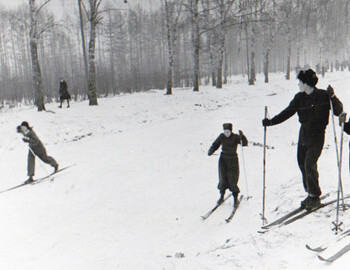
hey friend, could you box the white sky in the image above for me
[0,0,158,21]
[0,0,157,10]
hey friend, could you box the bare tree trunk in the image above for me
[165,0,173,95]
[263,49,270,83]
[78,0,89,97]
[88,0,98,105]
[223,45,228,84]
[286,36,291,80]
[249,52,255,85]
[192,0,200,92]
[244,19,250,84]
[210,32,216,86]
[107,10,116,95]
[29,0,46,111]
[248,25,256,85]
[216,31,225,89]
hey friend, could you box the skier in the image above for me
[17,121,59,184]
[262,69,344,210]
[59,78,71,108]
[208,123,248,207]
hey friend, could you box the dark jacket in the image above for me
[208,132,248,157]
[59,81,71,100]
[270,88,343,134]
[24,130,45,151]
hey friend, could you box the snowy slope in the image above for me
[0,72,350,269]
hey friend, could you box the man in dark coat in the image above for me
[262,69,344,210]
[17,121,59,184]
[59,78,71,108]
[208,123,248,206]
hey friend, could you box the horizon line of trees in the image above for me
[0,0,350,110]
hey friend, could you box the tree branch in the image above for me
[98,8,128,15]
[96,0,103,12]
[36,0,52,16]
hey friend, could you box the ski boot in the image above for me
[300,196,311,209]
[217,192,225,205]
[54,164,59,173]
[233,195,239,207]
[305,196,320,211]
[24,176,34,184]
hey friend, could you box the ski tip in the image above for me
[318,255,332,263]
[305,244,314,251]
[305,244,326,253]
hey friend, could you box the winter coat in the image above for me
[59,81,71,100]
[208,132,248,157]
[269,88,343,134]
[23,129,45,152]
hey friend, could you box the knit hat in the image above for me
[297,69,318,87]
[223,123,232,131]
[20,121,30,129]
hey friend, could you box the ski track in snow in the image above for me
[0,72,350,269]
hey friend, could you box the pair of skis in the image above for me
[201,194,244,223]
[306,228,350,262]
[0,164,76,194]
[259,193,350,233]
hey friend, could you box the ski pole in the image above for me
[333,113,346,234]
[330,101,345,209]
[262,106,268,226]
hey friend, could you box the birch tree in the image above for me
[164,0,183,95]
[212,0,235,89]
[29,0,53,111]
[184,0,200,92]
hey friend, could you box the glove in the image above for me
[327,85,335,97]
[239,130,244,138]
[339,112,347,126]
[208,149,213,156]
[262,118,272,127]
[16,125,21,133]
[22,138,30,143]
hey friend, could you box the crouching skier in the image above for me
[17,121,59,184]
[208,123,248,207]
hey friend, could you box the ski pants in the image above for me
[297,127,325,197]
[27,146,57,177]
[217,155,240,195]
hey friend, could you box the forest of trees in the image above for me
[0,0,350,109]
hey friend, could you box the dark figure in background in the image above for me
[59,78,71,108]
[17,121,58,184]
[340,114,350,172]
[262,69,344,210]
[208,123,248,207]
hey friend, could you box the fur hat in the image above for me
[297,69,318,87]
[223,123,232,131]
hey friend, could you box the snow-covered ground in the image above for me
[1,71,350,269]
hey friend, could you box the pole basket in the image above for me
[332,221,344,234]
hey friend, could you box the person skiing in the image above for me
[262,69,344,210]
[59,78,71,108]
[208,123,248,207]
[17,121,59,184]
